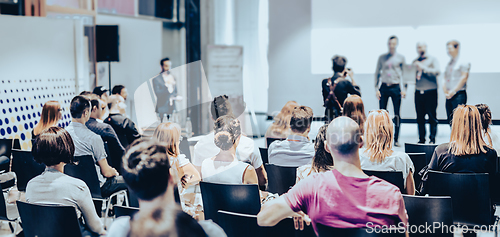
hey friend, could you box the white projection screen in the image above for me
[311,0,500,75]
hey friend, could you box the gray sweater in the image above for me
[26,167,104,235]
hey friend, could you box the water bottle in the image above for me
[186,117,192,138]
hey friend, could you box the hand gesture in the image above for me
[293,211,311,231]
[376,91,381,100]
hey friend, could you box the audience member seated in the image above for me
[268,106,314,167]
[421,105,498,193]
[201,116,259,185]
[476,103,500,152]
[265,101,299,142]
[359,110,415,195]
[85,95,125,172]
[257,117,408,234]
[342,95,366,132]
[32,100,62,139]
[92,86,109,103]
[66,96,127,197]
[153,122,201,186]
[105,95,141,149]
[112,84,128,100]
[193,95,267,188]
[107,139,226,237]
[296,124,333,182]
[27,127,105,237]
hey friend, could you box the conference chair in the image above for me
[315,223,406,237]
[199,181,261,224]
[11,150,46,192]
[406,152,426,191]
[363,170,405,193]
[12,139,21,150]
[426,171,496,229]
[114,205,139,218]
[265,164,297,195]
[402,195,453,237]
[266,137,285,148]
[16,201,82,237]
[217,210,316,237]
[404,143,437,164]
[64,155,128,221]
[0,139,15,189]
[259,147,268,164]
[0,183,19,234]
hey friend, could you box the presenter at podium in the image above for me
[153,57,181,122]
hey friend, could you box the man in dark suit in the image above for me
[105,95,141,150]
[153,57,177,122]
[86,95,125,172]
[322,55,361,123]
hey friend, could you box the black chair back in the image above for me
[404,143,437,164]
[426,171,492,226]
[406,153,426,189]
[115,205,139,218]
[402,195,453,236]
[316,224,405,237]
[199,182,261,224]
[0,139,12,171]
[11,150,46,192]
[13,139,21,150]
[259,147,268,164]
[16,201,83,237]
[179,136,192,161]
[266,137,285,148]
[0,183,7,221]
[363,170,405,193]
[217,210,297,237]
[64,155,103,198]
[265,164,297,195]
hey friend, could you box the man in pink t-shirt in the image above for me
[257,117,408,234]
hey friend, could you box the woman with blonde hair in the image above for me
[423,105,497,183]
[359,110,415,195]
[342,95,366,132]
[153,122,201,187]
[265,101,299,142]
[32,101,62,139]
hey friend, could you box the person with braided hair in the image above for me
[200,115,259,185]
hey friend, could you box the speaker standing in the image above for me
[413,42,440,144]
[374,36,406,147]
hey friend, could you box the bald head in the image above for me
[326,116,362,155]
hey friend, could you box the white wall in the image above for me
[0,15,78,149]
[268,0,500,120]
[96,14,163,123]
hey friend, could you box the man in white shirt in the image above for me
[192,95,267,188]
[443,40,470,126]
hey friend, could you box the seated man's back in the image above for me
[268,135,314,167]
[268,106,315,167]
[284,169,406,231]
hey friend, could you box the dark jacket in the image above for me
[86,118,125,171]
[322,75,361,113]
[104,114,141,150]
[152,73,177,115]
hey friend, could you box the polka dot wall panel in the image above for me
[0,78,76,150]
